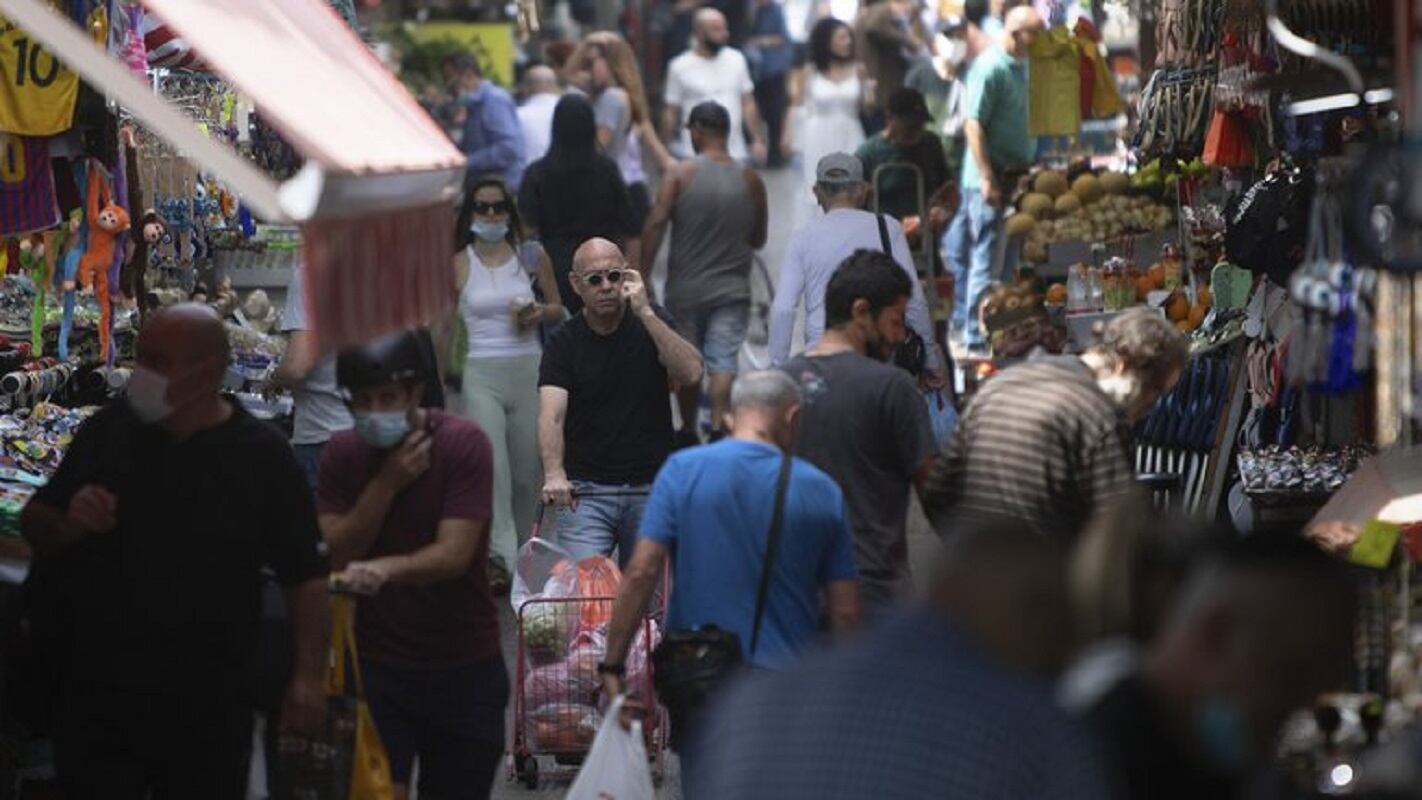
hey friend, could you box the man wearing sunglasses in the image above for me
[538,238,704,566]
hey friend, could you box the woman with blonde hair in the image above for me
[565,32,675,235]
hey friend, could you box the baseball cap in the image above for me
[888,87,932,121]
[816,152,864,184]
[687,101,731,135]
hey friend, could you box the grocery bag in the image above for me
[565,695,655,800]
[272,594,394,800]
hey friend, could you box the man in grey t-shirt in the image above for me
[275,266,353,492]
[782,250,936,614]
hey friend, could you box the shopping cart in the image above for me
[508,491,668,790]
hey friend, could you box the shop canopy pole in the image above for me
[0,0,287,221]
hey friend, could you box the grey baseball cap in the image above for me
[816,152,864,184]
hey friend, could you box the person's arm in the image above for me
[467,95,524,174]
[887,221,943,375]
[318,432,431,569]
[964,119,995,198]
[335,518,488,591]
[622,271,704,387]
[741,91,767,162]
[768,234,806,365]
[824,579,860,636]
[637,121,679,175]
[745,168,769,249]
[20,488,114,559]
[534,246,566,319]
[274,330,319,388]
[431,254,470,382]
[601,537,668,696]
[518,171,543,240]
[662,66,684,144]
[884,373,939,494]
[279,578,330,736]
[538,386,573,507]
[638,163,682,274]
[781,67,806,155]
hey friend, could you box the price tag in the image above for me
[1347,520,1401,569]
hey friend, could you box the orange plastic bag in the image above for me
[549,556,624,631]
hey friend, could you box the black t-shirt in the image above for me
[29,401,327,693]
[539,308,675,485]
[519,155,639,315]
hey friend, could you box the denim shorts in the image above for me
[672,302,750,375]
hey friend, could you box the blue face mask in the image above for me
[471,220,509,242]
[1195,696,1251,773]
[354,410,410,449]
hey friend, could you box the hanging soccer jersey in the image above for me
[0,133,59,235]
[0,15,80,136]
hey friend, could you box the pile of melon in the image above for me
[1006,169,1176,264]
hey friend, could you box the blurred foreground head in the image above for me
[929,519,1075,677]
[1144,534,1357,773]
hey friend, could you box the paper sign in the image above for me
[1348,520,1401,569]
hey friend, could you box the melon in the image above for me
[1005,213,1037,237]
[1019,193,1053,218]
[1054,193,1082,215]
[1099,171,1129,195]
[1034,170,1069,198]
[1071,173,1103,205]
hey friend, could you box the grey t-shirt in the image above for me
[283,269,353,446]
[782,352,936,611]
[593,87,632,171]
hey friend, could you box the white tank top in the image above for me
[459,247,542,359]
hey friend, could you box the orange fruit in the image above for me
[1196,285,1212,306]
[1135,275,1155,301]
[1165,291,1190,322]
[1046,283,1067,304]
[1149,263,1166,289]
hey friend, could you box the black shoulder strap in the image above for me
[750,453,793,656]
[876,213,891,254]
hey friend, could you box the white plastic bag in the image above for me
[565,695,655,800]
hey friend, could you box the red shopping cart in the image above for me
[507,491,668,790]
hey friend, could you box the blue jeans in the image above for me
[553,481,651,568]
[944,188,1004,348]
[670,301,750,375]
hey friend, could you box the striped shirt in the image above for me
[923,355,1134,540]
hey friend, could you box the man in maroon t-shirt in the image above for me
[317,330,504,799]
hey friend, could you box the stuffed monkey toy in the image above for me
[77,162,130,361]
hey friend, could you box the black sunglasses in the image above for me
[580,269,625,287]
[472,200,512,215]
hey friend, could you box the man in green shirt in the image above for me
[856,87,953,224]
[944,5,1041,354]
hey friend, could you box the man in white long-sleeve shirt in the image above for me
[771,153,943,380]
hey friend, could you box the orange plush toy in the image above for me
[77,163,130,361]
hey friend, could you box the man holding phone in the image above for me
[538,237,704,567]
[318,330,505,799]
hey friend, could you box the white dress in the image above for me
[800,71,865,186]
[796,71,866,225]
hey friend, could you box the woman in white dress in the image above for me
[782,17,868,221]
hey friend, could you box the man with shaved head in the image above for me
[21,303,330,798]
[517,64,563,163]
[538,238,702,566]
[663,7,767,163]
[945,3,1042,354]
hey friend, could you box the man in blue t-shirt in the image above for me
[598,371,860,756]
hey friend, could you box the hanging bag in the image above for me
[273,594,394,800]
[565,695,656,800]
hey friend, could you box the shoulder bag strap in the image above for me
[749,453,793,656]
[876,213,891,254]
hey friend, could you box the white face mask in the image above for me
[937,37,967,65]
[127,366,173,424]
[1096,372,1143,412]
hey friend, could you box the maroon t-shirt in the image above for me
[317,411,499,669]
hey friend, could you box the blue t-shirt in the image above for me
[639,439,857,669]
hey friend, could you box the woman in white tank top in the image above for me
[450,178,563,585]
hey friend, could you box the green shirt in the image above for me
[960,47,1033,191]
[856,131,951,222]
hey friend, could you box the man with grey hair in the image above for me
[600,369,859,772]
[924,307,1188,540]
[771,152,944,383]
[517,64,563,164]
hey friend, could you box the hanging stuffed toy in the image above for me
[55,205,85,361]
[18,234,49,356]
[77,162,130,362]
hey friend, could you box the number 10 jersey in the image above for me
[0,15,79,136]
